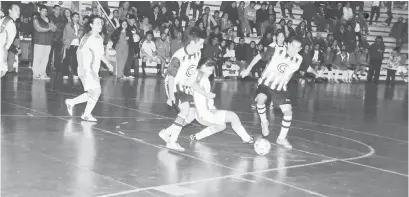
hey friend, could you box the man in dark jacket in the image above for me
[367,36,385,83]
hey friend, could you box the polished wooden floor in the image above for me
[1,70,408,197]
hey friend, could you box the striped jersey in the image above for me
[165,47,202,95]
[259,45,302,88]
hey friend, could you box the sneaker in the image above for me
[128,76,135,79]
[166,142,185,151]
[73,76,79,80]
[81,114,97,122]
[63,76,69,79]
[190,134,197,141]
[261,121,270,136]
[242,136,254,144]
[276,138,292,149]
[41,75,50,80]
[159,129,171,143]
[65,99,74,116]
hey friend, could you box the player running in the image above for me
[240,37,303,149]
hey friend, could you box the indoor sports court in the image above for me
[1,72,408,197]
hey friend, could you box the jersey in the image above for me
[259,45,302,88]
[165,47,201,96]
[0,17,16,72]
[77,33,105,77]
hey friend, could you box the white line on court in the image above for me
[10,82,409,194]
[3,100,332,197]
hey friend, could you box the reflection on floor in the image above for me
[1,71,408,197]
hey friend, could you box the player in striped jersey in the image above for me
[189,58,254,143]
[159,27,214,151]
[240,37,303,149]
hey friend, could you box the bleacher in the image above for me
[98,1,408,81]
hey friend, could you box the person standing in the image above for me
[0,3,20,78]
[367,36,385,83]
[62,12,82,79]
[47,5,66,73]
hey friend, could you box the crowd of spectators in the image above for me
[2,1,408,83]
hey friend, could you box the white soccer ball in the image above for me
[254,138,271,156]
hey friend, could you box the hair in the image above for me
[83,15,103,34]
[113,9,119,14]
[71,12,79,19]
[239,37,245,41]
[214,10,219,15]
[250,1,256,5]
[39,5,48,12]
[183,26,206,44]
[289,36,303,45]
[53,5,60,9]
[146,30,153,36]
[198,57,216,69]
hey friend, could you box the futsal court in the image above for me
[1,71,408,197]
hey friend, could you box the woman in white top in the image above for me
[342,2,354,22]
[65,16,114,122]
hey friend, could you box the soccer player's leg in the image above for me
[224,110,254,143]
[81,87,101,122]
[255,85,270,136]
[276,103,293,149]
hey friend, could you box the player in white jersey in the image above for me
[65,16,114,122]
[189,58,254,143]
[0,4,20,78]
[240,36,303,149]
[159,27,214,151]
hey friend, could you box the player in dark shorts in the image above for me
[240,37,303,149]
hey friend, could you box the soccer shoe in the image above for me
[242,136,255,144]
[261,121,270,137]
[81,114,97,122]
[65,99,73,116]
[159,129,171,143]
[166,142,185,151]
[276,138,292,149]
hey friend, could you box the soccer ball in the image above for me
[254,138,271,156]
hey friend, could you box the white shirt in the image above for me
[342,7,353,20]
[77,33,105,75]
[141,40,156,57]
[71,23,80,46]
[312,50,319,62]
[113,18,120,29]
[372,1,380,7]
[223,49,235,58]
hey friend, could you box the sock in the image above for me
[278,115,292,140]
[195,126,223,140]
[256,104,267,122]
[83,98,97,116]
[168,115,185,142]
[142,62,146,73]
[71,93,88,105]
[232,124,251,142]
[157,64,161,73]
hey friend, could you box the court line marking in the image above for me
[9,83,409,191]
[237,112,408,144]
[3,100,332,197]
[16,81,408,143]
[5,87,405,176]
[2,141,138,190]
[237,124,408,177]
[0,114,168,120]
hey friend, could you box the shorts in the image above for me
[79,74,101,91]
[196,110,227,127]
[165,82,194,112]
[255,84,291,107]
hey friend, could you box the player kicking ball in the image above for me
[65,16,114,122]
[159,27,214,151]
[240,37,303,149]
[189,58,254,144]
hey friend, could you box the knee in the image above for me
[281,106,293,117]
[88,88,101,100]
[256,93,267,104]
[215,123,227,131]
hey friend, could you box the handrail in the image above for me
[94,1,115,29]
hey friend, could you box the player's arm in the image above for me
[241,46,275,77]
[166,57,180,100]
[4,22,16,50]
[190,71,215,99]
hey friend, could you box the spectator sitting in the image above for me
[222,42,240,77]
[246,41,259,77]
[244,1,257,37]
[385,47,402,85]
[303,31,314,48]
[140,31,159,76]
[286,20,296,40]
[333,45,357,83]
[354,46,369,80]
[170,31,183,56]
[320,46,335,81]
[155,31,170,77]
[209,26,223,43]
[342,2,354,22]
[235,37,247,70]
[295,21,307,38]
